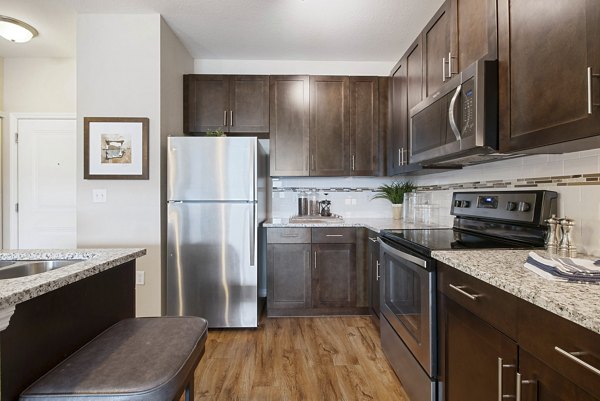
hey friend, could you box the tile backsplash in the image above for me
[270,148,600,256]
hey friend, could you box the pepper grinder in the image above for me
[558,218,577,257]
[545,214,559,254]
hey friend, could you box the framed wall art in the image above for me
[84,117,149,180]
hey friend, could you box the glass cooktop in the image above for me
[380,228,538,256]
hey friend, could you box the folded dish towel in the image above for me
[524,252,600,284]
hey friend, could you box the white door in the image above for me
[17,119,76,248]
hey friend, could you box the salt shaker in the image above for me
[545,215,559,254]
[558,218,577,257]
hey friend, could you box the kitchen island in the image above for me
[0,248,146,401]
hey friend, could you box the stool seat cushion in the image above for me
[20,317,208,401]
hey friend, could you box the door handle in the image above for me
[326,234,343,237]
[229,110,233,126]
[351,154,355,171]
[223,110,227,126]
[587,67,600,115]
[516,372,536,401]
[448,84,462,142]
[249,206,255,267]
[314,251,317,270]
[376,260,380,280]
[447,52,454,78]
[442,57,447,83]
[498,358,516,401]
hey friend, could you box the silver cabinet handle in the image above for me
[376,260,380,280]
[449,283,479,301]
[588,67,594,115]
[229,110,233,126]
[555,346,600,376]
[311,154,315,170]
[314,251,317,270]
[442,57,447,82]
[281,233,300,238]
[351,154,355,171]
[326,234,343,237]
[516,372,536,401]
[498,357,516,401]
[398,148,402,166]
[448,84,462,141]
[448,52,453,78]
[223,110,227,126]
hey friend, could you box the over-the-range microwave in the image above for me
[409,59,519,166]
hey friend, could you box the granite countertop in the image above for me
[262,217,450,233]
[0,248,146,309]
[432,249,600,335]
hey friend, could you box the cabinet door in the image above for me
[229,75,269,133]
[312,243,356,308]
[349,77,379,176]
[310,76,350,176]
[388,59,408,174]
[498,0,600,151]
[407,38,425,116]
[449,0,497,72]
[438,296,518,401]
[367,234,380,318]
[269,76,310,176]
[424,2,451,97]
[518,350,599,401]
[267,244,312,310]
[183,75,229,133]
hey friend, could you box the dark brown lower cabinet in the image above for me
[438,262,600,401]
[367,232,380,321]
[267,243,311,310]
[438,296,517,401]
[266,227,367,316]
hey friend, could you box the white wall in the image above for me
[159,18,194,312]
[77,14,162,316]
[3,58,75,113]
[195,59,393,76]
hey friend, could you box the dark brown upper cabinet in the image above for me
[449,0,498,73]
[388,37,424,175]
[424,3,451,98]
[498,0,600,152]
[183,75,269,134]
[309,76,351,176]
[350,76,381,176]
[269,75,310,176]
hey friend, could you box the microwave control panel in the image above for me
[461,78,475,138]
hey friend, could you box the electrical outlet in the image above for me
[136,271,145,285]
[92,189,107,203]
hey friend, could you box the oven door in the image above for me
[379,237,435,376]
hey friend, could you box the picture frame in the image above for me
[84,117,149,180]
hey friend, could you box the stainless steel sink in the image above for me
[0,260,84,280]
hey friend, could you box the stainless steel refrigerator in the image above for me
[166,136,267,328]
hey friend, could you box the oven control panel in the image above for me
[451,191,558,224]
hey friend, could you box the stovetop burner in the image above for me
[381,228,539,256]
[380,190,559,256]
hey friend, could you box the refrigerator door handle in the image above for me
[250,205,255,267]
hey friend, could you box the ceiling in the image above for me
[1,0,444,62]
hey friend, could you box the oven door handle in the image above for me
[378,238,428,269]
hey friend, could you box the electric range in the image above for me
[378,190,558,401]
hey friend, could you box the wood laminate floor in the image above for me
[192,316,410,401]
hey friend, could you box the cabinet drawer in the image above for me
[518,300,600,399]
[312,228,356,243]
[438,263,518,339]
[267,228,311,243]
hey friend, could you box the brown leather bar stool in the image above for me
[20,317,208,401]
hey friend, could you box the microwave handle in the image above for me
[448,84,462,141]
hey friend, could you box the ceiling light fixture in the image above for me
[0,15,38,43]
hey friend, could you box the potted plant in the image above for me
[373,180,417,220]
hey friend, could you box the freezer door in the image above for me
[167,136,256,201]
[167,202,257,327]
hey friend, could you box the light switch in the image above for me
[92,189,107,203]
[136,271,145,285]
